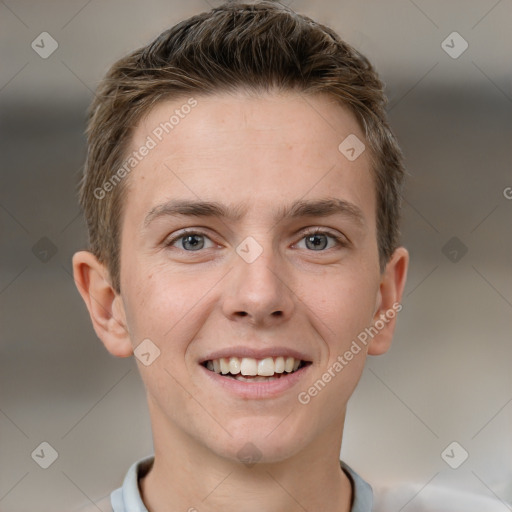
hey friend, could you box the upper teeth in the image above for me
[206,356,301,376]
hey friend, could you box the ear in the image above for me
[367,246,409,356]
[72,251,133,358]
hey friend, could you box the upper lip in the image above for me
[199,346,312,364]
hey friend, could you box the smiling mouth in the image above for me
[201,356,311,382]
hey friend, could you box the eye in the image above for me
[164,228,348,253]
[165,230,215,251]
[296,229,347,251]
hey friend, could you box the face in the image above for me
[101,91,400,463]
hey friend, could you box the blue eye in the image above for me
[297,229,346,251]
[165,228,347,252]
[166,230,214,251]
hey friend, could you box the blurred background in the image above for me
[1,0,511,510]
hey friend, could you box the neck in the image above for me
[139,400,353,512]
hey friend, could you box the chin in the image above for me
[207,422,308,466]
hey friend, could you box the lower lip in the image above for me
[199,364,311,400]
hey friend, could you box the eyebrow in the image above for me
[143,197,366,229]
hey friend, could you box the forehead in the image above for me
[122,90,375,229]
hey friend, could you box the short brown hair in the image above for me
[80,0,406,293]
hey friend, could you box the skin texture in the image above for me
[73,90,408,512]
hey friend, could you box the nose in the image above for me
[222,242,295,327]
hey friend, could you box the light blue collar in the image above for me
[111,455,373,511]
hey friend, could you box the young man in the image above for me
[73,1,408,511]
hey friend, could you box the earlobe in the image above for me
[72,251,133,358]
[367,246,409,356]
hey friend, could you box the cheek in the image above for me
[121,260,216,354]
[124,277,179,340]
[306,269,379,340]
[300,277,374,415]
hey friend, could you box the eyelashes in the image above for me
[164,227,349,253]
[297,228,349,251]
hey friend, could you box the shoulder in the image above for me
[373,483,509,511]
